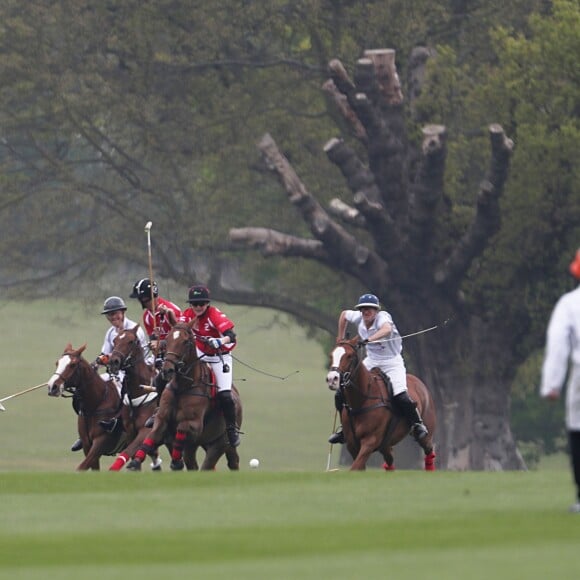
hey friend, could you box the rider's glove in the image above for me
[154,357,164,370]
[208,337,222,350]
[358,339,369,347]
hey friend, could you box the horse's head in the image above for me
[109,325,141,374]
[161,321,197,381]
[326,338,361,391]
[47,343,87,397]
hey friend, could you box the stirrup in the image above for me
[227,427,241,448]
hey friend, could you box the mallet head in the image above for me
[0,402,5,412]
[144,221,153,232]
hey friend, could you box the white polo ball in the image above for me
[249,458,260,469]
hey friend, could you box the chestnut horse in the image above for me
[47,344,126,470]
[106,325,165,471]
[326,338,436,471]
[126,320,242,471]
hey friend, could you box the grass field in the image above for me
[0,300,578,579]
[0,470,578,579]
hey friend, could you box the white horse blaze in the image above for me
[47,354,72,394]
[326,346,346,390]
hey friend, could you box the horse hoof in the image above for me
[170,459,184,471]
[126,459,142,471]
[382,462,396,471]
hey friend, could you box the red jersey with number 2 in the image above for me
[180,306,235,356]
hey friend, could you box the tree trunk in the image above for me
[230,47,525,470]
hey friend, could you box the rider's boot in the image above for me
[218,390,240,447]
[328,426,344,445]
[393,391,428,441]
[71,438,83,452]
[153,372,168,397]
[328,389,345,444]
[144,408,158,429]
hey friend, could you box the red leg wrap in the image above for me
[134,437,157,463]
[382,462,396,471]
[424,451,436,471]
[109,452,130,472]
[171,430,187,461]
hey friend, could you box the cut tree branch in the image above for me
[408,125,447,254]
[435,125,514,291]
[229,228,328,259]
[327,198,366,228]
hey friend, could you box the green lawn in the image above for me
[0,300,578,579]
[0,470,578,579]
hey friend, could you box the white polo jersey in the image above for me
[100,317,154,366]
[344,309,403,361]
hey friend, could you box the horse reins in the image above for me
[335,341,390,415]
[58,354,120,418]
[163,327,211,394]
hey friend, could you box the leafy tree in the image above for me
[0,0,571,467]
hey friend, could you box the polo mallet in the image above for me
[144,221,159,365]
[325,409,338,471]
[144,221,156,314]
[0,383,48,412]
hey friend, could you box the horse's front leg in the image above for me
[349,441,376,470]
[170,415,204,470]
[109,404,158,471]
[126,388,174,471]
[381,446,396,471]
[76,432,108,471]
[225,447,240,471]
[349,431,383,471]
[182,442,199,471]
[169,420,190,471]
[199,444,224,471]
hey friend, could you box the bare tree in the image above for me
[230,49,524,470]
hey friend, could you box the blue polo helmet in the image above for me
[355,293,380,310]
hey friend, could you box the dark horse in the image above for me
[326,338,436,471]
[106,325,165,471]
[47,344,126,471]
[126,320,242,471]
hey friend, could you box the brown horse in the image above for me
[326,338,436,471]
[47,344,126,471]
[106,325,165,471]
[126,320,242,471]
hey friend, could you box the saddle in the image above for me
[370,368,395,401]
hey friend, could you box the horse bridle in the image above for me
[330,341,364,391]
[162,325,197,380]
[55,353,115,415]
[110,334,142,373]
[332,341,391,416]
